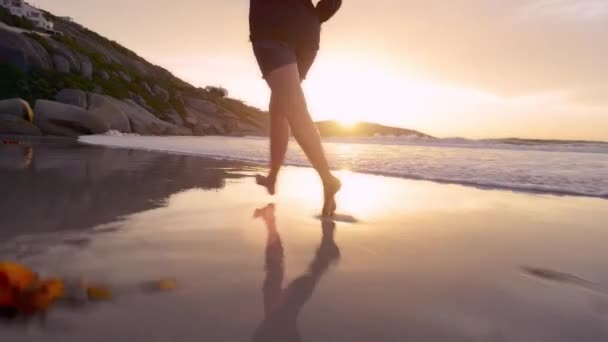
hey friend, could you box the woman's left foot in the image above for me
[322,176,342,217]
[256,174,277,195]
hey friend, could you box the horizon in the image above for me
[30,0,608,141]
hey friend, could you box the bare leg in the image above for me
[265,63,341,216]
[256,93,289,195]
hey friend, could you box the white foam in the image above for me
[79,135,608,198]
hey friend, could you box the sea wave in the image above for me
[79,135,608,199]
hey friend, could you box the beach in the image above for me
[1,140,608,341]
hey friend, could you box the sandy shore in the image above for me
[1,140,608,341]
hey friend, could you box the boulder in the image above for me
[190,114,227,135]
[222,110,239,120]
[52,54,71,73]
[87,94,132,133]
[34,100,109,136]
[166,109,184,126]
[233,122,260,136]
[45,38,84,73]
[184,98,229,135]
[0,99,33,122]
[0,115,42,136]
[117,100,190,135]
[0,47,28,72]
[55,89,88,109]
[192,122,217,136]
[101,71,110,80]
[0,29,53,70]
[132,94,148,108]
[183,97,219,114]
[182,112,198,128]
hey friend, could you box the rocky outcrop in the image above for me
[51,91,191,135]
[0,14,273,138]
[118,71,132,82]
[4,95,191,136]
[166,109,184,126]
[183,97,226,135]
[0,29,52,70]
[52,54,70,73]
[0,115,41,135]
[81,59,93,79]
[34,100,109,136]
[0,98,33,122]
[118,100,191,136]
[153,85,169,102]
[182,112,198,128]
[87,94,132,133]
[184,97,219,114]
[55,88,88,109]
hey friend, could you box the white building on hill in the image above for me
[1,0,54,31]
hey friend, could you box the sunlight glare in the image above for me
[303,56,499,133]
[338,117,359,127]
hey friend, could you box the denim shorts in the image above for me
[252,40,318,80]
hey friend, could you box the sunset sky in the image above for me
[34,0,608,140]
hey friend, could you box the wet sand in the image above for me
[1,141,608,341]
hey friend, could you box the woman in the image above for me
[249,0,343,216]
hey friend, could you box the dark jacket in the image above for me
[249,0,342,49]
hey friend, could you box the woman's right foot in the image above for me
[322,176,342,217]
[256,174,277,195]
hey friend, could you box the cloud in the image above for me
[520,0,608,21]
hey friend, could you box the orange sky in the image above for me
[34,0,608,140]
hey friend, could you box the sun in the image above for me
[337,117,359,127]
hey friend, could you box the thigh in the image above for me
[252,40,298,80]
[295,47,318,81]
[264,63,302,98]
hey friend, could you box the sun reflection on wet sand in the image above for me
[1,145,608,341]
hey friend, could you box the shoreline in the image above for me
[79,134,608,200]
[2,133,607,200]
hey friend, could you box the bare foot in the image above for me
[322,176,342,217]
[256,174,276,195]
[254,203,275,218]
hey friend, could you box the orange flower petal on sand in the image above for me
[0,274,16,307]
[86,285,113,301]
[0,263,67,314]
[31,279,65,311]
[0,262,38,291]
[157,278,177,291]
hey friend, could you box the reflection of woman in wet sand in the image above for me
[252,204,340,342]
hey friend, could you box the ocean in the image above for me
[80,134,608,199]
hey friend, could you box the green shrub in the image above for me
[52,35,91,56]
[169,96,187,118]
[0,64,23,100]
[94,75,130,99]
[206,86,228,98]
[0,63,94,104]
